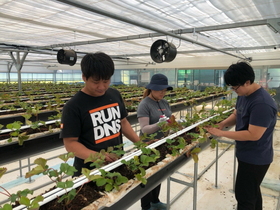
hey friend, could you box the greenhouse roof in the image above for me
[0,0,280,69]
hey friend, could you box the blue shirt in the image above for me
[235,87,277,165]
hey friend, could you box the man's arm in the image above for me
[207,124,267,141]
[63,137,117,162]
[218,109,237,129]
[121,118,140,143]
[63,137,97,160]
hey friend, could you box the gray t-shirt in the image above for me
[137,97,172,139]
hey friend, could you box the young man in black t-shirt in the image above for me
[60,52,140,176]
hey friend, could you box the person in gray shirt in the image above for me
[137,73,173,210]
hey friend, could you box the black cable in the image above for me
[151,93,166,115]
[156,101,165,115]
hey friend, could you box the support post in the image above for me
[193,161,198,210]
[215,141,219,188]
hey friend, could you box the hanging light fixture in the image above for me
[57,49,77,66]
[150,39,177,63]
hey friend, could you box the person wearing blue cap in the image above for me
[137,73,173,141]
[137,73,173,210]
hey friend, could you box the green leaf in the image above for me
[34,158,47,167]
[10,131,19,137]
[48,170,58,178]
[0,204,13,210]
[19,196,30,206]
[25,165,45,178]
[9,194,18,203]
[18,134,29,145]
[57,180,74,189]
[135,174,147,185]
[66,189,77,201]
[59,152,75,162]
[82,168,90,177]
[107,146,113,153]
[17,189,33,197]
[96,178,107,187]
[0,167,7,178]
[31,195,44,207]
[99,169,106,177]
[210,138,218,149]
[115,175,128,185]
[105,184,113,192]
[191,154,199,163]
[191,147,201,154]
[60,163,77,175]
[139,167,146,176]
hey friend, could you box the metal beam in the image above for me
[122,45,280,57]
[40,18,280,50]
[54,0,247,60]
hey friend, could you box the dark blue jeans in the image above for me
[235,159,270,210]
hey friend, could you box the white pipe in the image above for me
[0,120,60,134]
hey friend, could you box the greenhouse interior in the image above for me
[0,0,280,210]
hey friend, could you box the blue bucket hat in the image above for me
[145,73,173,91]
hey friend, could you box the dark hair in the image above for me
[224,61,255,86]
[80,52,114,80]
[143,89,151,99]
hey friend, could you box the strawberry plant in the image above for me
[25,152,78,207]
[84,145,124,169]
[30,121,46,132]
[166,137,187,156]
[0,167,44,210]
[83,168,128,192]
[121,147,160,185]
[6,121,29,145]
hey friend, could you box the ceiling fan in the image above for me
[150,39,177,63]
[57,49,77,66]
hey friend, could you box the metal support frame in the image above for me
[163,97,232,210]
[214,138,236,190]
[277,193,280,210]
[166,137,235,210]
[166,161,198,210]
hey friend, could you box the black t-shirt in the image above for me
[60,88,127,175]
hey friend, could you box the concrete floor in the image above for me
[1,113,280,210]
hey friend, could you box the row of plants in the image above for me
[0,94,222,123]
[0,84,226,112]
[0,101,227,148]
[0,83,144,102]
[0,120,61,146]
[0,82,83,94]
[124,86,227,112]
[0,98,235,210]
[0,85,228,147]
